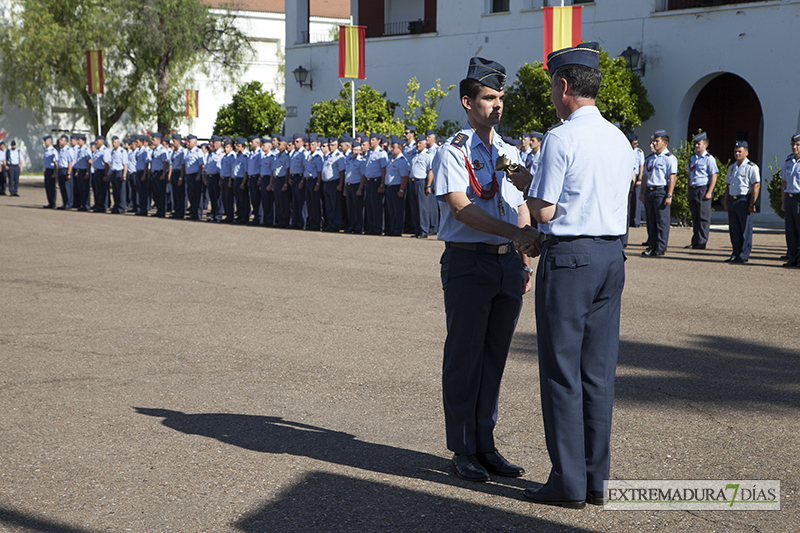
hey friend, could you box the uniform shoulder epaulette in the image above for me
[451,132,468,148]
[786,154,793,161]
[545,122,564,134]
[664,150,672,157]
[747,160,756,166]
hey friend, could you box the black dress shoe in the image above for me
[522,488,585,509]
[731,257,748,263]
[684,244,695,249]
[640,241,648,246]
[476,450,524,477]
[723,256,736,263]
[586,490,605,506]
[782,261,798,268]
[641,248,653,256]
[451,454,489,482]
[695,243,706,249]
[652,249,665,257]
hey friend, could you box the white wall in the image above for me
[285,0,800,220]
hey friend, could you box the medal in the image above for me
[497,184,505,217]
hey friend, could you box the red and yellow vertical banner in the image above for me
[86,50,104,94]
[185,89,199,118]
[338,25,366,79]
[543,6,582,66]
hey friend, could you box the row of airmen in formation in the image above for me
[30,128,458,237]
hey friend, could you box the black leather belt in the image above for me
[788,193,798,198]
[689,185,707,189]
[365,177,380,181]
[410,177,425,182]
[647,186,664,191]
[446,242,515,254]
[730,195,745,200]
[540,234,620,244]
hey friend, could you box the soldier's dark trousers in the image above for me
[110,170,126,214]
[323,181,341,230]
[7,165,19,196]
[171,171,186,218]
[153,170,168,217]
[233,178,250,222]
[249,175,261,223]
[785,194,800,264]
[206,173,222,221]
[57,168,73,208]
[364,178,383,235]
[137,172,150,215]
[273,176,290,226]
[44,168,57,207]
[644,187,670,252]
[345,183,364,233]
[259,175,274,226]
[290,174,304,228]
[186,172,202,219]
[727,195,753,260]
[688,185,711,246]
[408,178,429,236]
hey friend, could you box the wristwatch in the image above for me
[666,194,673,198]
[522,265,534,274]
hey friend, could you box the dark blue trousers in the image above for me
[128,171,139,212]
[629,183,642,226]
[92,170,109,212]
[688,185,712,246]
[74,168,90,210]
[171,171,186,218]
[44,168,57,207]
[206,174,222,221]
[110,170,127,214]
[364,178,383,235]
[304,178,321,229]
[0,166,5,194]
[57,168,73,208]
[259,175,274,226]
[345,183,364,233]
[727,195,753,260]
[137,171,150,215]
[384,185,404,236]
[7,165,19,195]
[186,172,202,219]
[273,176,290,227]
[408,178,429,236]
[441,247,524,456]
[220,177,234,222]
[152,169,168,217]
[233,178,250,222]
[323,181,341,230]
[644,187,670,252]
[289,174,304,228]
[785,194,800,264]
[535,237,625,500]
[249,175,261,223]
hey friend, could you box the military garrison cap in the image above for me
[186,134,197,140]
[792,132,800,143]
[735,140,748,149]
[151,132,162,139]
[693,132,708,142]
[43,135,52,141]
[416,134,426,143]
[172,134,182,140]
[234,137,246,145]
[546,42,600,72]
[466,57,506,91]
[530,131,543,140]
[653,129,668,139]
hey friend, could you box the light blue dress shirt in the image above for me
[385,154,409,186]
[781,155,800,194]
[688,151,719,187]
[110,147,127,171]
[344,154,365,184]
[289,148,306,175]
[725,158,760,196]
[92,145,110,170]
[644,149,678,187]
[150,145,168,171]
[321,150,344,182]
[43,146,58,169]
[364,147,388,178]
[220,151,235,178]
[528,106,631,237]
[184,147,204,174]
[303,149,323,178]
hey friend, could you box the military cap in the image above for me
[521,132,531,139]
[172,133,182,140]
[260,137,270,144]
[234,136,246,145]
[89,141,95,146]
[466,57,506,91]
[308,133,319,140]
[388,135,401,145]
[10,140,16,146]
[503,136,521,147]
[293,133,304,141]
[59,134,68,140]
[735,140,748,149]
[43,135,52,141]
[111,135,119,141]
[416,134,426,143]
[369,132,381,140]
[186,134,197,140]
[792,132,800,144]
[200,143,208,148]
[210,135,221,142]
[222,135,232,143]
[79,134,87,140]
[653,129,668,139]
[280,136,291,143]
[426,129,436,137]
[96,135,105,141]
[405,125,417,132]
[248,135,259,142]
[530,131,543,140]
[693,132,708,142]
[151,132,162,139]
[339,137,351,145]
[355,132,366,140]
[70,134,78,140]
[626,133,638,142]
[547,41,600,72]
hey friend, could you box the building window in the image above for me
[660,0,768,11]
[491,0,510,13]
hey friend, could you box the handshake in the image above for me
[515,225,542,258]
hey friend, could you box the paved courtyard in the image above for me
[1,181,797,532]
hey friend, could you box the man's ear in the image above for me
[462,94,473,112]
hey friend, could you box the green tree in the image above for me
[212,81,286,138]
[766,156,785,219]
[307,82,400,137]
[401,77,455,134]
[0,0,248,136]
[502,48,654,136]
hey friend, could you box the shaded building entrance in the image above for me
[687,73,763,170]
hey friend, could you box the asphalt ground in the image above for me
[0,180,797,533]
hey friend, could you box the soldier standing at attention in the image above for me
[685,132,718,249]
[432,56,536,484]
[183,135,205,221]
[288,134,307,229]
[780,132,800,267]
[639,130,677,257]
[627,133,644,228]
[90,136,111,212]
[516,42,631,509]
[147,133,168,217]
[56,135,75,209]
[42,136,58,208]
[169,135,186,219]
[108,136,128,214]
[723,140,760,263]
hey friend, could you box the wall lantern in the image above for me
[620,47,645,76]
[293,66,313,89]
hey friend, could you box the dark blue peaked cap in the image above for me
[547,42,601,72]
[467,57,506,91]
[792,132,800,143]
[735,140,748,149]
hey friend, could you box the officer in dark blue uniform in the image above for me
[432,56,536,484]
[517,42,631,509]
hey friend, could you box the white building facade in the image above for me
[284,0,800,221]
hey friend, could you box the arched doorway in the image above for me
[687,73,764,170]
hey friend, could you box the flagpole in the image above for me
[351,81,356,137]
[96,94,101,136]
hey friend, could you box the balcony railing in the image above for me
[663,0,769,10]
[365,19,436,38]
[299,30,338,44]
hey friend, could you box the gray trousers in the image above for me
[644,187,670,252]
[688,185,712,246]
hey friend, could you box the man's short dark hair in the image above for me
[656,134,670,144]
[551,64,602,100]
[460,78,487,107]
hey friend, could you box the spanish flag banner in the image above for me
[185,89,199,118]
[86,50,104,94]
[338,25,366,79]
[542,6,582,67]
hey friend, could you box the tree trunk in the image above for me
[156,47,173,135]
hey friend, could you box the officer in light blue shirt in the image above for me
[74,135,92,210]
[55,135,75,209]
[182,134,205,220]
[403,125,418,163]
[518,42,630,508]
[303,137,324,230]
[781,132,800,267]
[219,138,236,223]
[723,140,760,263]
[320,138,345,231]
[169,134,186,219]
[363,133,389,235]
[685,131,719,249]
[6,140,22,197]
[287,134,307,229]
[0,141,6,195]
[42,136,58,208]
[343,140,366,234]
[108,136,128,214]
[231,137,249,223]
[639,129,678,256]
[626,133,644,228]
[383,136,409,236]
[244,136,263,224]
[203,136,223,222]
[406,134,431,238]
[148,133,169,217]
[91,136,111,212]
[271,136,292,228]
[256,136,275,227]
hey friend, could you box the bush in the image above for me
[307,82,400,137]
[213,81,285,138]
[766,156,785,219]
